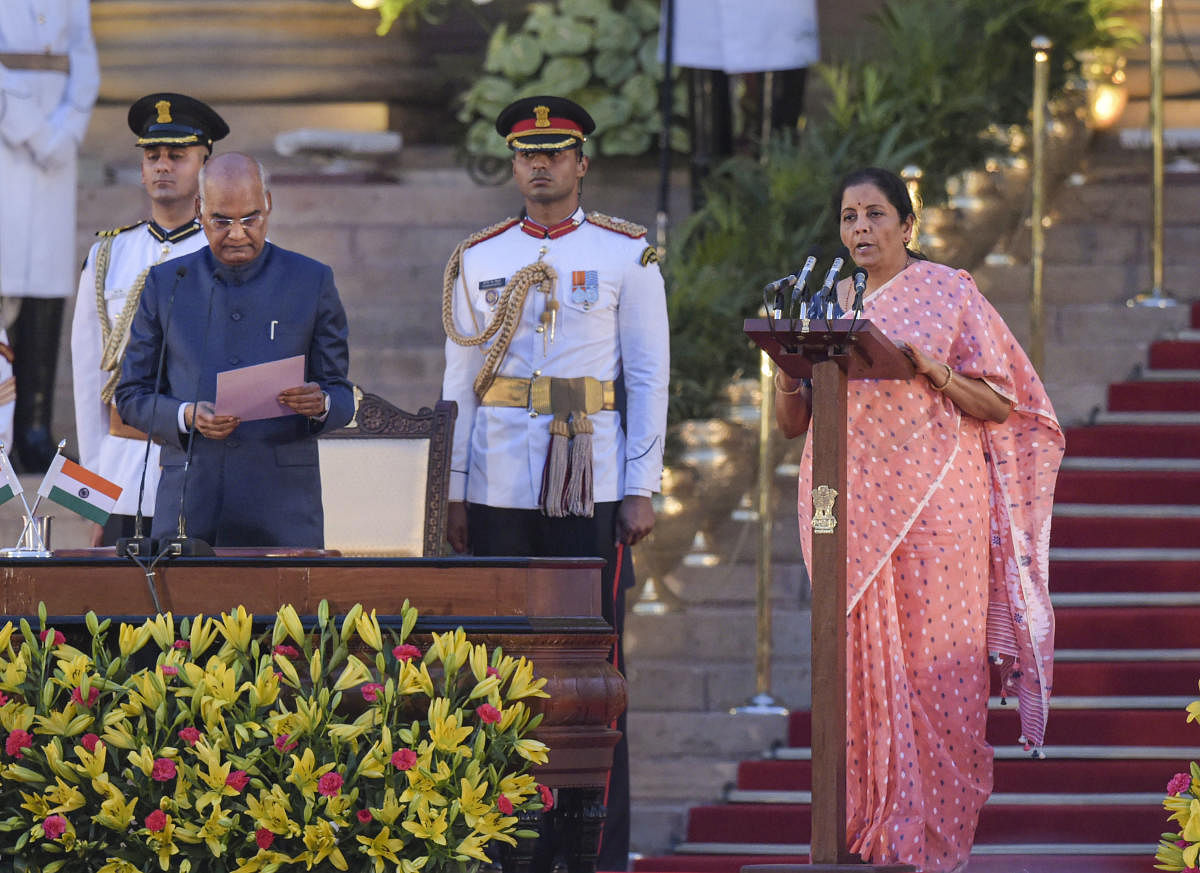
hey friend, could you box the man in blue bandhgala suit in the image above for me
[116,152,354,548]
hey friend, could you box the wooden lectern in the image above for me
[743,317,916,873]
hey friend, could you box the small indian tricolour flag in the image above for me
[37,455,122,525]
[0,450,22,508]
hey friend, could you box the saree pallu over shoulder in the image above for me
[797,260,1064,747]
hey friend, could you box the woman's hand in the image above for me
[899,342,1012,423]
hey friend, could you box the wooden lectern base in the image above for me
[743,864,917,872]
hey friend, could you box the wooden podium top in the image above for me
[0,555,605,622]
[744,316,915,381]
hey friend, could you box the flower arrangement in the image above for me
[1156,687,1200,870]
[0,599,552,873]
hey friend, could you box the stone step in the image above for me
[627,606,810,661]
[1118,96,1200,128]
[628,711,789,762]
[973,260,1200,305]
[626,653,810,713]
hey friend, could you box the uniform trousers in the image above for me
[467,502,632,871]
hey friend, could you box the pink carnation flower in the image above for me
[274,734,297,752]
[178,727,201,747]
[391,748,417,770]
[538,784,554,810]
[172,640,190,650]
[144,810,167,832]
[273,644,301,660]
[39,629,65,646]
[151,758,176,782]
[226,770,249,792]
[161,665,178,677]
[5,729,32,759]
[42,814,67,840]
[476,703,501,724]
[360,683,384,703]
[1169,772,1193,796]
[392,643,421,661]
[0,691,8,706]
[497,795,513,815]
[486,666,500,678]
[318,771,343,797]
[80,734,100,753]
[71,686,99,708]
[256,828,275,850]
[357,809,373,824]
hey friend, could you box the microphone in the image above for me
[160,276,217,558]
[815,252,846,319]
[763,273,798,295]
[851,266,868,312]
[118,264,187,559]
[788,250,821,317]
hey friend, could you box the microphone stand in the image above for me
[118,265,187,562]
[159,276,218,559]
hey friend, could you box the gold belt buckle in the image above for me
[529,376,552,416]
[582,377,604,415]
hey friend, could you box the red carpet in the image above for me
[633,302,1200,873]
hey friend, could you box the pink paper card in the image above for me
[215,354,305,421]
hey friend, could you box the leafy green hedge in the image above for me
[665,0,1139,423]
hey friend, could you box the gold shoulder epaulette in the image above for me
[585,211,647,239]
[96,220,147,238]
[463,217,520,250]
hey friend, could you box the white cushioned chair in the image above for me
[318,390,456,556]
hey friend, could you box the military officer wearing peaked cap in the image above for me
[441,94,669,871]
[70,93,229,546]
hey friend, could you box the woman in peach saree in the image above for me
[775,168,1064,872]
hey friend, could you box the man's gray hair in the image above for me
[197,158,271,213]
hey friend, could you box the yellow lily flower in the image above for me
[54,653,93,690]
[247,665,280,708]
[100,720,136,750]
[398,857,429,873]
[1185,799,1200,842]
[402,800,449,846]
[41,738,77,783]
[46,776,86,814]
[34,708,93,740]
[286,747,336,797]
[504,658,549,701]
[145,815,180,871]
[1,763,46,783]
[498,773,537,803]
[427,698,473,757]
[217,606,254,653]
[0,699,33,733]
[469,643,489,682]
[0,622,14,652]
[301,820,349,870]
[95,790,138,831]
[497,701,528,733]
[430,628,470,674]
[96,858,140,873]
[310,648,323,685]
[371,787,406,826]
[354,608,383,651]
[188,615,220,659]
[18,790,51,818]
[332,655,372,692]
[143,612,175,650]
[356,825,407,873]
[118,622,153,657]
[513,738,550,765]
[458,775,492,827]
[273,651,302,689]
[1188,698,1200,725]
[245,785,300,837]
[128,744,157,777]
[454,830,496,863]
[472,810,519,846]
[341,603,363,643]
[398,660,434,696]
[276,604,306,647]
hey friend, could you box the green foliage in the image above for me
[457,0,686,159]
[664,0,1140,423]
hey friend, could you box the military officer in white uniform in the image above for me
[0,0,100,470]
[70,93,229,546]
[441,95,669,871]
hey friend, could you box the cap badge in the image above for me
[155,100,172,124]
[533,105,551,128]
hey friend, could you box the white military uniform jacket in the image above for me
[71,220,209,517]
[443,207,670,509]
[0,0,99,299]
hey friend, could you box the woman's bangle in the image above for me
[930,363,954,392]
[774,372,808,395]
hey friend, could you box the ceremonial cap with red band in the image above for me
[496,95,595,152]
